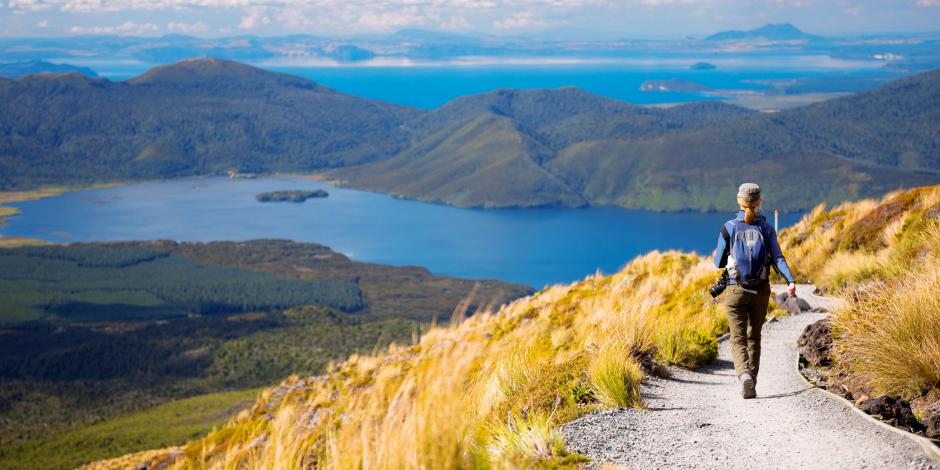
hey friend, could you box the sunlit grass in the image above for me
[589,338,643,408]
[833,267,940,397]
[87,250,734,469]
[782,185,940,404]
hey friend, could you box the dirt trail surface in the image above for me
[561,284,939,470]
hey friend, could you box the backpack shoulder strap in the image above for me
[723,219,737,239]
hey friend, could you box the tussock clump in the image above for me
[782,185,940,410]
[589,339,644,408]
[833,266,940,398]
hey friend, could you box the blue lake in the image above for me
[72,54,885,109]
[2,177,802,287]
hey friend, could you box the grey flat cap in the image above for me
[737,183,761,202]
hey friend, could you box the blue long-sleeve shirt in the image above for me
[713,211,794,284]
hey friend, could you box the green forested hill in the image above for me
[330,69,940,210]
[2,59,939,210]
[0,58,417,188]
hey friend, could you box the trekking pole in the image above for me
[774,209,779,233]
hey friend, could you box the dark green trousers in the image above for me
[725,282,771,380]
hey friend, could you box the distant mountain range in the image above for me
[0,60,97,78]
[2,26,938,71]
[706,23,819,42]
[1,58,938,211]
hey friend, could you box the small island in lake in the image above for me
[690,62,717,70]
[256,189,329,203]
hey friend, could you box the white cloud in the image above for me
[69,20,159,34]
[167,20,209,33]
[238,6,269,29]
[357,7,426,30]
[36,19,49,26]
[8,0,53,11]
[4,0,939,37]
[439,15,471,30]
[492,11,545,29]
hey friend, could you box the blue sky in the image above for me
[1,0,939,38]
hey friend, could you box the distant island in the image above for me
[640,78,714,93]
[690,62,716,70]
[705,23,818,42]
[256,190,329,203]
[0,60,98,78]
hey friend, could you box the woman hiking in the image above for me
[714,183,796,399]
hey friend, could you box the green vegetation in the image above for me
[0,388,259,470]
[588,338,644,408]
[329,71,940,210]
[781,185,940,416]
[0,240,530,468]
[0,58,416,190]
[256,189,328,202]
[86,250,734,469]
[0,244,363,322]
[3,58,939,211]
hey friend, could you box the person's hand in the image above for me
[787,282,797,297]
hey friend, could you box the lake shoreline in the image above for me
[2,176,805,287]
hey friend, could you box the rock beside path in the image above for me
[858,396,926,434]
[797,319,833,367]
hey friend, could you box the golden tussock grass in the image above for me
[782,185,940,403]
[833,267,940,398]
[87,250,730,469]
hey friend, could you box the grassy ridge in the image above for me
[0,388,259,470]
[89,251,789,469]
[781,185,940,406]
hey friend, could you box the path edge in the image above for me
[792,337,940,463]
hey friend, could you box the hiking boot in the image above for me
[741,375,756,399]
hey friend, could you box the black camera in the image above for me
[709,270,729,298]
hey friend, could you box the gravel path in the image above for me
[561,285,939,470]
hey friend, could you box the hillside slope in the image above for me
[0,58,417,188]
[329,112,586,208]
[2,59,939,211]
[89,249,733,469]
[0,240,531,470]
[330,69,940,210]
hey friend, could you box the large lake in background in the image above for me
[74,55,887,109]
[1,177,802,287]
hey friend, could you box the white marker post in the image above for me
[774,209,779,233]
